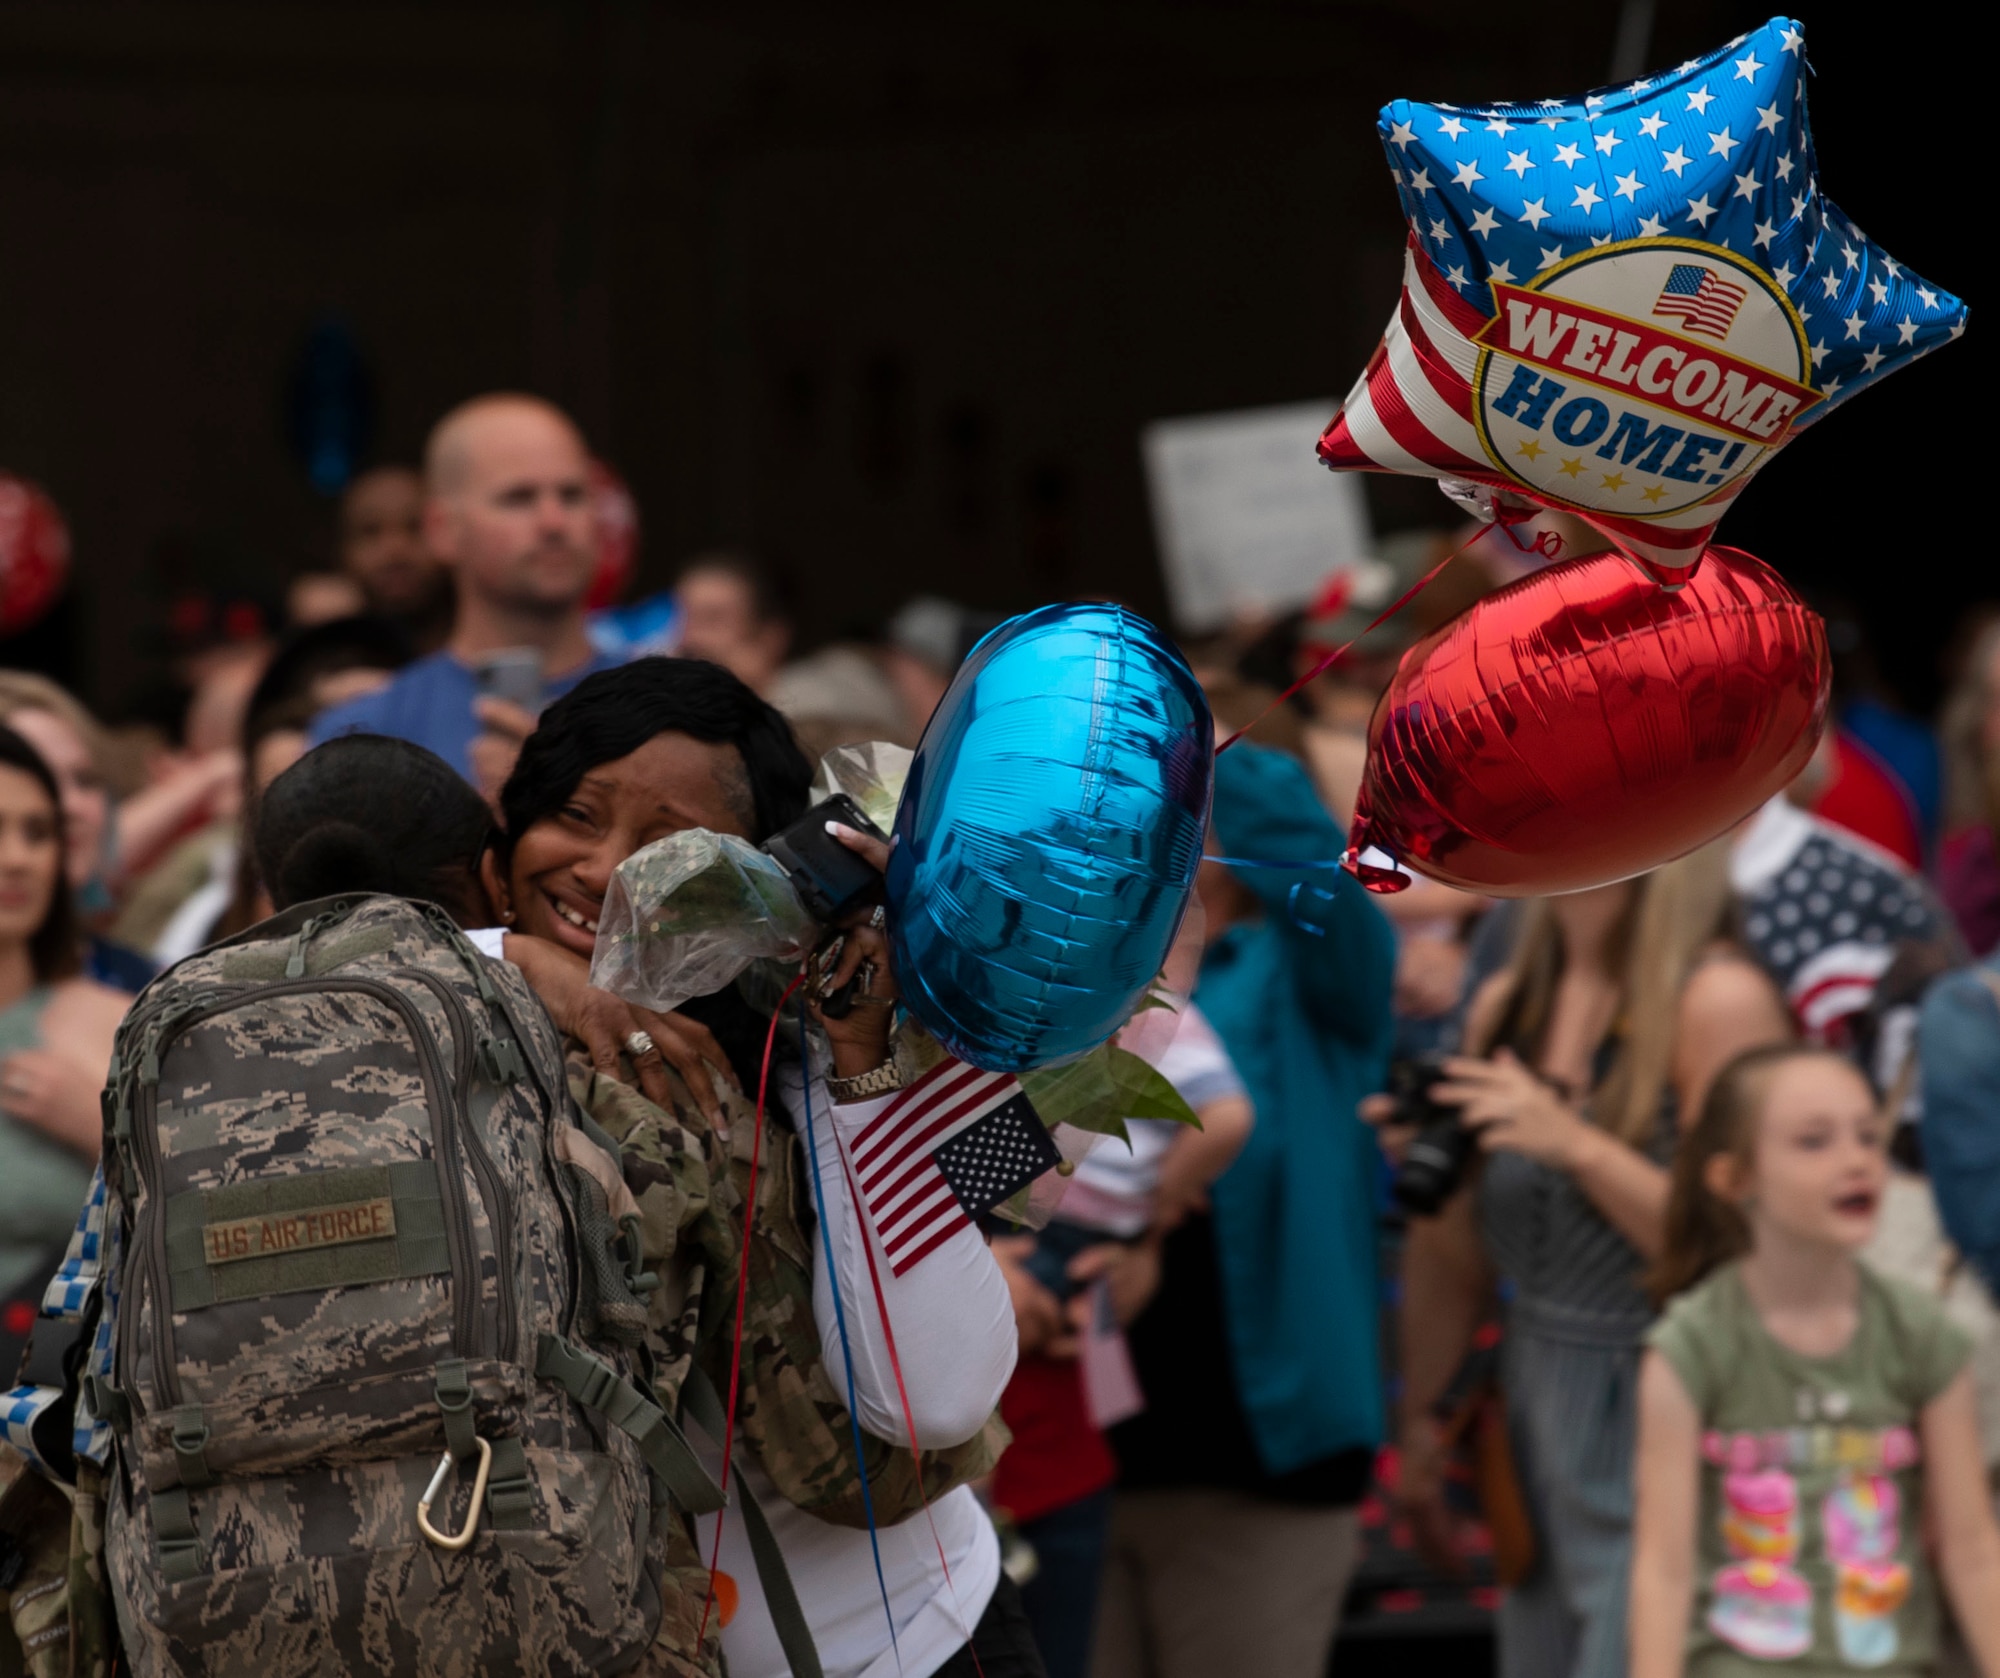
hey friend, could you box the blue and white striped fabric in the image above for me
[1479,1107,1672,1678]
[0,1164,117,1474]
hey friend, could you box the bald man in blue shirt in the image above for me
[310,393,621,792]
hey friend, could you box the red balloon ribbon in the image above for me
[1214,510,1563,755]
[697,970,806,1650]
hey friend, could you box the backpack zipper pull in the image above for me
[426,901,507,1006]
[480,1036,525,1085]
[284,909,340,978]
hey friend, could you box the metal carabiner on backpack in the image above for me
[415,1436,493,1551]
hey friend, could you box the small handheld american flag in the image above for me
[846,1059,1061,1276]
[1651,264,1749,341]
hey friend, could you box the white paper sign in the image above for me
[1141,401,1373,633]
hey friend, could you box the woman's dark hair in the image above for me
[0,724,82,981]
[254,735,493,923]
[499,659,813,1088]
[499,657,812,850]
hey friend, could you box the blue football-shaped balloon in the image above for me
[886,602,1214,1072]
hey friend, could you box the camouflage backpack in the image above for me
[92,895,724,1678]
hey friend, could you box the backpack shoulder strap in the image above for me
[533,1334,721,1515]
[680,1364,823,1678]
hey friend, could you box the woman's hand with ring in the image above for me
[500,929,738,1126]
[584,994,738,1129]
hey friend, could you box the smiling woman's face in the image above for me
[502,731,754,957]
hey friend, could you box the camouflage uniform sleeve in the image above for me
[564,1059,729,1678]
[629,1498,727,1678]
[700,1092,1010,1532]
[65,1458,117,1678]
[573,1046,1008,1532]
[565,1056,736,1409]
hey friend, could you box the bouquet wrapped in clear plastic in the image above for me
[589,741,913,1016]
[589,830,817,1015]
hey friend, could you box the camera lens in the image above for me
[1392,1114,1476,1217]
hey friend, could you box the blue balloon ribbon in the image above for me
[793,1001,900,1668]
[1204,855,1344,870]
[1203,855,1372,935]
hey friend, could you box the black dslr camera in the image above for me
[1387,1055,1475,1217]
[762,794,889,1018]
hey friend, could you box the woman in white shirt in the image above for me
[478,657,1045,1678]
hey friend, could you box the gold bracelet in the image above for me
[826,1055,904,1102]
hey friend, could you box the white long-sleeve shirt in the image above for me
[693,1062,1016,1678]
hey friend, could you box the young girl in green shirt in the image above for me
[1631,1045,2000,1676]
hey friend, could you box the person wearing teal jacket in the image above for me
[1101,742,1396,1678]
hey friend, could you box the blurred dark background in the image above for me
[0,0,1975,716]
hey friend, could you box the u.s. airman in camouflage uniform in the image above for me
[4,909,1002,1678]
[89,898,695,1678]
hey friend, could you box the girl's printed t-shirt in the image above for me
[1650,1262,1971,1676]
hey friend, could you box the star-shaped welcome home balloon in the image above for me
[1318,15,1968,577]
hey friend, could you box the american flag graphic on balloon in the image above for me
[1653,264,1750,340]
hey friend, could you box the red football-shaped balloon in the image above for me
[0,474,70,637]
[1344,545,1828,897]
[584,457,639,611]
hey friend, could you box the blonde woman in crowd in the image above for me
[1386,840,1792,1678]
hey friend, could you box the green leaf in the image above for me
[1020,1053,1131,1149]
[1017,1040,1201,1151]
[1102,1047,1200,1127]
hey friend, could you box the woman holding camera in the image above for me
[1386,840,1789,1678]
[478,658,1040,1678]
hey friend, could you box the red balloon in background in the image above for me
[0,474,70,636]
[585,458,639,611]
[1343,546,1829,897]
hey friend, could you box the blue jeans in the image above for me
[1018,1490,1113,1678]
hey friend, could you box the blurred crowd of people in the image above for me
[5,388,2000,1678]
